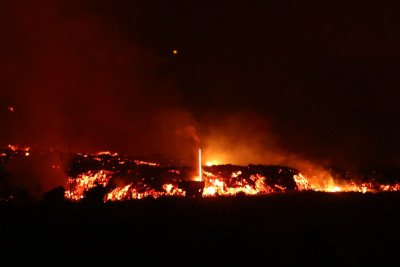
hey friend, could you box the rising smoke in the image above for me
[1,0,398,198]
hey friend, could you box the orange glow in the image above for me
[206,160,220,166]
[65,167,400,202]
[173,50,178,54]
[6,144,30,156]
[8,106,14,112]
[292,172,400,193]
[106,183,133,201]
[95,151,118,156]
[134,160,160,166]
[105,183,185,201]
[65,169,185,202]
[65,170,112,200]
[60,151,400,203]
[202,171,276,196]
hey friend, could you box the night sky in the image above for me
[1,0,400,170]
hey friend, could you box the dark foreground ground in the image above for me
[1,192,399,265]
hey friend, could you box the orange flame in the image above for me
[62,151,400,203]
[202,171,276,196]
[293,172,400,193]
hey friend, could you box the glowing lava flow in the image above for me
[293,172,400,193]
[62,151,400,202]
[293,173,368,192]
[105,183,184,201]
[65,170,112,200]
[65,170,185,201]
[202,171,278,196]
[65,167,400,202]
[4,146,400,204]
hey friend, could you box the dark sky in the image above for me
[1,0,400,170]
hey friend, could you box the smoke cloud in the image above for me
[1,0,400,187]
[0,1,198,161]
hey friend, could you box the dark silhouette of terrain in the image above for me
[0,192,399,265]
[1,150,400,264]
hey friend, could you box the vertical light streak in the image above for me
[199,148,202,181]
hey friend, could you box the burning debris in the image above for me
[0,145,400,203]
[62,150,400,202]
[0,145,30,161]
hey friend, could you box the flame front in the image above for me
[65,170,112,200]
[65,169,185,201]
[60,151,400,202]
[293,172,399,193]
[2,146,400,204]
[65,168,400,202]
[203,171,278,196]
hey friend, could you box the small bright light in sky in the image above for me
[173,50,178,54]
[8,106,14,112]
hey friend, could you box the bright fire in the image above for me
[65,170,112,200]
[206,160,220,166]
[2,143,400,205]
[65,165,400,201]
[0,146,396,203]
[65,169,186,201]
[292,172,391,193]
[203,172,277,196]
[62,150,400,202]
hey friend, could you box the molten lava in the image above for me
[65,170,112,200]
[2,146,400,203]
[61,149,400,203]
[202,171,277,196]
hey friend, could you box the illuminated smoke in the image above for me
[175,126,200,143]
